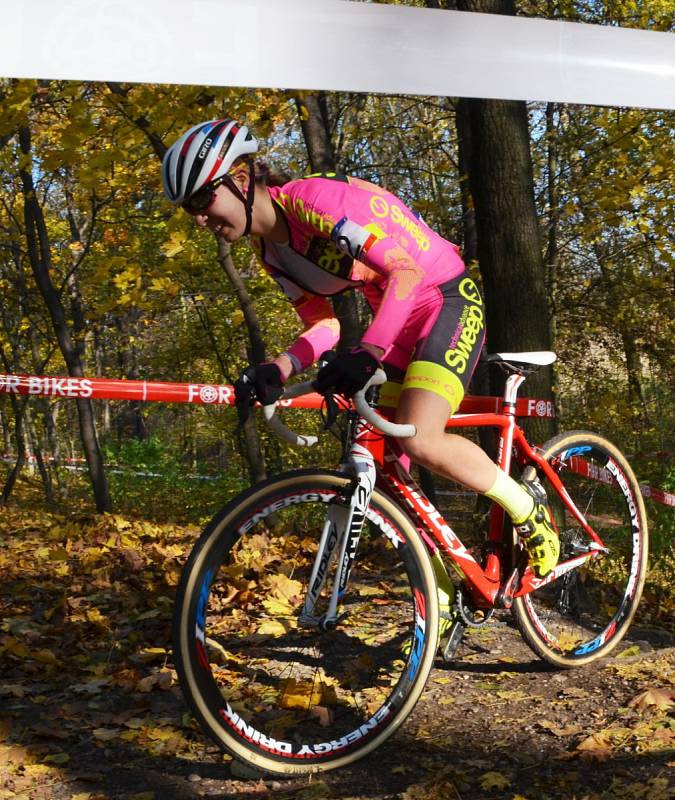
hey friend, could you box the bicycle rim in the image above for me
[173,470,438,775]
[513,432,648,667]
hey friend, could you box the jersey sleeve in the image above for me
[269,271,340,373]
[285,292,340,373]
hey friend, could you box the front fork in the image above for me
[299,420,377,630]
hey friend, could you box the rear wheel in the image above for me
[513,432,648,667]
[173,469,438,775]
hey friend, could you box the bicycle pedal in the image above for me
[440,620,465,663]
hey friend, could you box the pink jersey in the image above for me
[253,175,466,373]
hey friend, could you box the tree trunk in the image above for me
[1,406,11,454]
[455,98,479,267]
[1,393,28,505]
[18,124,112,512]
[25,404,54,503]
[545,101,561,429]
[216,238,267,483]
[456,0,554,445]
[295,93,362,351]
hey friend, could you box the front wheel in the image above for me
[513,431,648,667]
[173,469,439,775]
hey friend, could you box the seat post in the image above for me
[502,372,527,416]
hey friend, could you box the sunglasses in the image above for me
[182,176,227,215]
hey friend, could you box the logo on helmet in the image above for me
[198,138,213,159]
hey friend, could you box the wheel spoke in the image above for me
[174,472,438,773]
[514,433,648,665]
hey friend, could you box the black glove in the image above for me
[315,347,380,398]
[234,362,283,424]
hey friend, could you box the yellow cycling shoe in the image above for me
[515,483,560,578]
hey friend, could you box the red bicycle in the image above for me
[173,351,648,775]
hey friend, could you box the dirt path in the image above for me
[2,616,673,800]
[1,504,673,800]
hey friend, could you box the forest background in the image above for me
[0,0,673,537]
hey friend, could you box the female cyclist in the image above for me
[161,118,558,581]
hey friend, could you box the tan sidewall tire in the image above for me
[512,432,649,668]
[175,470,439,775]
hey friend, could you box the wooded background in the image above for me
[0,1,672,541]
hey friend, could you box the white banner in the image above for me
[3,0,674,108]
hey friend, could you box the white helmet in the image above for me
[162,119,258,205]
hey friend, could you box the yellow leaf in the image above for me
[479,771,510,790]
[145,726,175,741]
[538,720,583,737]
[0,684,25,698]
[138,647,168,662]
[43,752,70,765]
[49,547,69,561]
[616,644,641,658]
[161,232,186,258]
[93,728,120,741]
[5,639,30,659]
[24,764,56,777]
[256,619,287,636]
[149,277,177,293]
[576,732,613,761]
[629,688,674,712]
[86,608,107,627]
[279,678,337,710]
[32,648,60,666]
[496,690,529,701]
[262,598,294,617]
[266,573,303,603]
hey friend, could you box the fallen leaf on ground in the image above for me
[575,731,613,761]
[479,771,510,790]
[616,644,642,658]
[538,720,584,737]
[628,687,674,712]
[92,728,120,741]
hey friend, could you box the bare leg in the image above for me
[396,387,559,577]
[395,387,497,493]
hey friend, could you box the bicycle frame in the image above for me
[298,371,608,627]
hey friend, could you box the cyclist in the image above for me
[162,119,559,584]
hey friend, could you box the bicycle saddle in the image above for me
[486,351,557,370]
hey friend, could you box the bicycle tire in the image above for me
[512,431,648,667]
[173,469,439,775]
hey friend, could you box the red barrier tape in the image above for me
[2,373,672,508]
[0,373,555,418]
[563,456,675,509]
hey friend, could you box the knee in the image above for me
[397,426,437,467]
